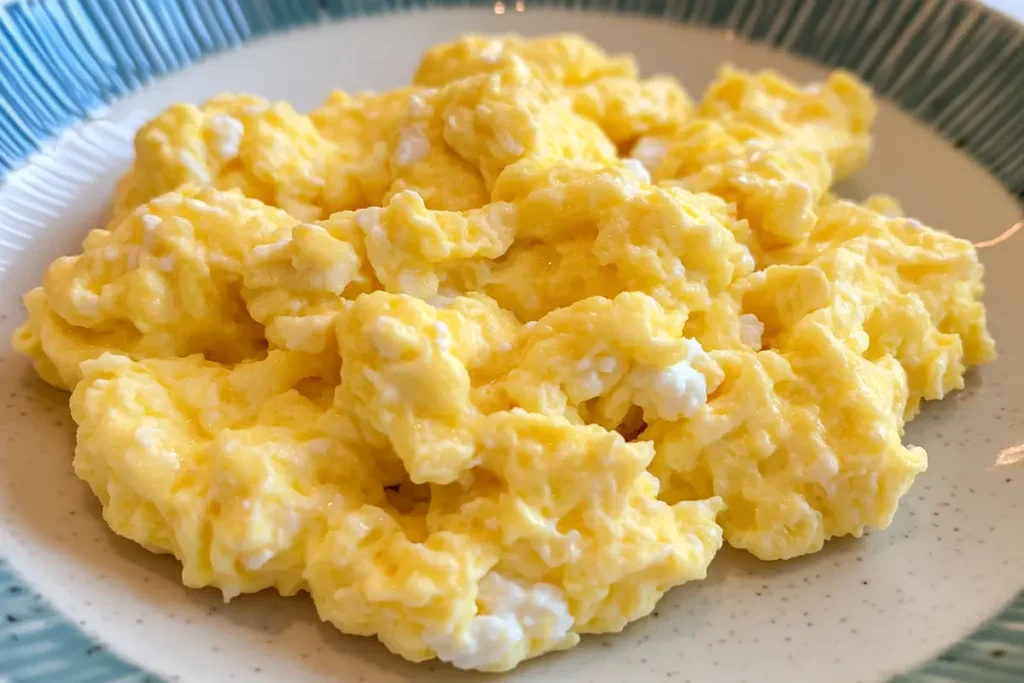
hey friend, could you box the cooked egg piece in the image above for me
[480,168,753,320]
[114,94,338,222]
[647,341,926,561]
[307,408,723,671]
[634,66,875,249]
[763,196,995,417]
[12,32,999,674]
[70,349,360,598]
[13,186,296,389]
[70,321,723,673]
[414,34,694,145]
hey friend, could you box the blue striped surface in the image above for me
[0,0,1022,201]
[1,1,1023,682]
[0,561,156,682]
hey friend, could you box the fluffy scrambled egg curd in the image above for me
[13,34,996,672]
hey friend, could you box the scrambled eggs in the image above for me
[13,34,995,672]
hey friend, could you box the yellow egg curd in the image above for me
[13,33,994,672]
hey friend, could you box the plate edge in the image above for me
[1,1,1023,681]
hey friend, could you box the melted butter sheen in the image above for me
[11,33,995,673]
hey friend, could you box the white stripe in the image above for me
[695,0,715,24]
[995,618,1024,633]
[939,36,1022,134]
[990,143,1024,181]
[873,0,945,91]
[0,221,34,241]
[822,1,871,64]
[3,193,60,219]
[3,174,69,218]
[62,667,146,683]
[34,153,96,185]
[0,208,38,233]
[81,122,136,155]
[63,130,119,174]
[18,162,79,196]
[0,236,23,252]
[911,3,989,115]
[0,616,65,639]
[7,659,72,680]
[0,195,64,229]
[886,1,958,96]
[738,0,764,37]
[933,32,1019,131]
[764,0,796,45]
[0,639,58,662]
[724,0,746,31]
[850,0,894,69]
[52,141,109,175]
[813,0,853,54]
[95,119,138,143]
[965,638,1024,657]
[975,116,1024,171]
[857,0,915,77]
[779,0,816,50]
[970,88,1024,156]
[963,36,1024,142]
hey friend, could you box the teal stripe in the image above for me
[0,561,155,683]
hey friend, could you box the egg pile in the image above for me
[13,34,994,672]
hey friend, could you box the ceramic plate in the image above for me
[1,1,1023,682]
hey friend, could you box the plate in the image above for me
[1,1,1022,682]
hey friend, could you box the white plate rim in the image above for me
[0,1,1022,681]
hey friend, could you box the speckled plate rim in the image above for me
[0,1,1022,681]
